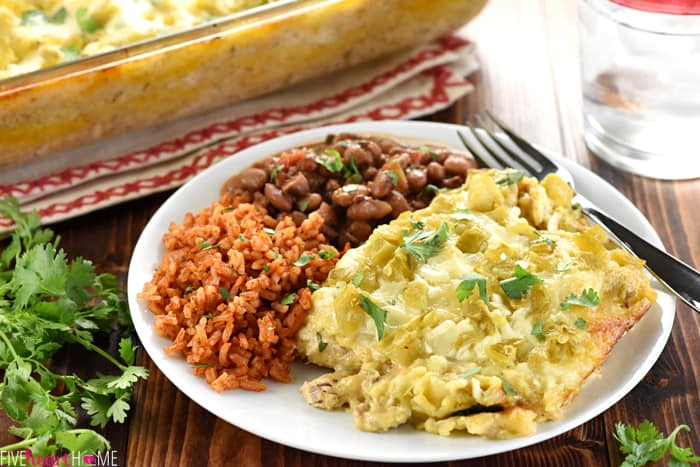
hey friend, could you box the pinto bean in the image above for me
[371,171,394,198]
[363,167,378,180]
[346,221,373,243]
[331,188,354,207]
[315,202,337,225]
[300,192,323,212]
[343,144,372,168]
[386,190,410,217]
[405,167,428,192]
[282,173,310,197]
[264,183,293,211]
[223,167,267,194]
[394,153,411,170]
[364,141,383,158]
[443,175,464,188]
[347,198,392,220]
[427,162,445,183]
[444,155,471,177]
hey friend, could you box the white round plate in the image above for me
[127,121,675,463]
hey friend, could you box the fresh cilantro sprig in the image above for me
[456,273,489,308]
[561,288,600,310]
[0,196,148,456]
[614,420,700,467]
[499,265,542,299]
[358,294,388,341]
[401,222,449,263]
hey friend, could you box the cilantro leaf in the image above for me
[21,10,45,25]
[118,337,135,365]
[269,164,284,182]
[316,332,327,352]
[456,273,489,307]
[318,249,336,260]
[499,265,542,299]
[499,376,518,396]
[106,398,130,424]
[531,320,545,340]
[219,287,232,301]
[495,170,524,185]
[384,170,399,186]
[306,279,320,291]
[315,149,344,173]
[106,366,149,390]
[614,420,700,467]
[351,273,364,287]
[294,252,313,266]
[458,366,481,378]
[358,294,388,341]
[574,317,586,329]
[76,7,102,33]
[280,293,296,305]
[561,288,600,310]
[401,222,449,263]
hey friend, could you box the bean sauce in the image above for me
[221,133,477,248]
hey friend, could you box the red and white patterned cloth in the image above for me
[0,34,477,231]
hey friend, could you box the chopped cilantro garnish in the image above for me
[456,273,489,308]
[76,7,102,33]
[272,252,279,259]
[384,170,399,186]
[458,366,481,378]
[351,273,364,287]
[346,159,362,183]
[294,252,313,267]
[531,320,545,340]
[192,363,213,369]
[499,265,543,299]
[530,231,557,249]
[561,288,600,310]
[297,199,310,213]
[574,317,586,329]
[306,279,320,291]
[219,287,231,301]
[451,208,473,220]
[21,10,45,25]
[203,313,213,319]
[269,164,284,182]
[263,265,271,272]
[315,149,344,173]
[401,222,449,263]
[238,234,247,242]
[60,44,81,60]
[184,285,194,294]
[555,262,576,272]
[263,227,276,235]
[499,376,518,396]
[316,332,328,352]
[318,249,336,260]
[495,170,525,185]
[49,7,67,23]
[424,184,440,195]
[358,294,388,341]
[409,216,425,230]
[199,240,220,250]
[280,293,296,305]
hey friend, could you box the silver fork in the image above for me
[457,111,700,313]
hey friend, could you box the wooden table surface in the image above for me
[5,0,700,465]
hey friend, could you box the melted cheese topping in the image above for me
[0,0,275,79]
[296,170,656,439]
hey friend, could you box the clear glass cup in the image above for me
[578,0,700,179]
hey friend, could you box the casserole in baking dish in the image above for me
[0,0,487,168]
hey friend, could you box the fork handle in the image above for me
[583,207,700,313]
